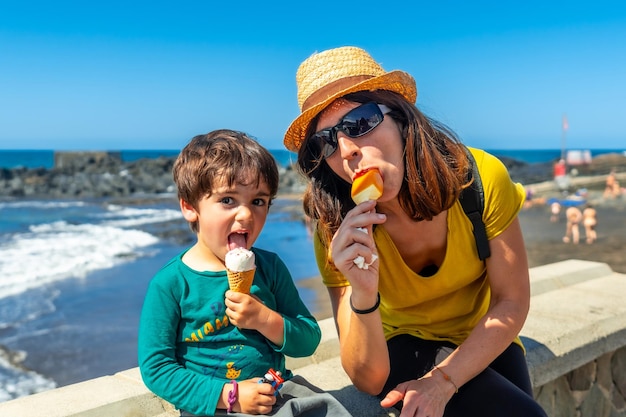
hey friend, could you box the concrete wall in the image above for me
[522,261,626,417]
[1,260,625,417]
[534,348,626,417]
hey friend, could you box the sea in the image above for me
[0,147,623,402]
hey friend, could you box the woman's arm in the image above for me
[327,200,390,394]
[328,286,389,394]
[436,217,530,387]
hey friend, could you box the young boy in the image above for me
[138,130,349,416]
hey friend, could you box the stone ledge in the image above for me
[0,368,176,417]
[284,318,339,370]
[522,264,626,387]
[528,259,614,296]
[1,260,625,417]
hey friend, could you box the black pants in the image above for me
[380,334,547,417]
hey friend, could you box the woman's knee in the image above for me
[445,369,546,417]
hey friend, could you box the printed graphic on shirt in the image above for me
[184,314,230,342]
[226,361,241,379]
[181,301,263,380]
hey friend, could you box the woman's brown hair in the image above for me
[297,90,470,248]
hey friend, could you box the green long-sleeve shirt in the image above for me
[138,247,321,416]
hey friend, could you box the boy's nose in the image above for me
[235,205,253,221]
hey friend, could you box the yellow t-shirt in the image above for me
[314,148,526,346]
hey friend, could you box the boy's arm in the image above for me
[225,289,319,354]
[138,278,224,416]
[269,256,321,358]
[225,253,321,357]
[279,312,320,357]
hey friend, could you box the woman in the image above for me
[283,46,546,417]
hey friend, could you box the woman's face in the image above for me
[315,99,405,203]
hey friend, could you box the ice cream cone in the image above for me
[227,268,256,293]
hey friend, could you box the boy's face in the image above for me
[182,178,272,268]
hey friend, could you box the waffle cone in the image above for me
[227,268,256,293]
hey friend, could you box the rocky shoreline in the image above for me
[0,151,307,199]
[1,150,624,200]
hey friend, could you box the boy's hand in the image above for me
[225,290,285,346]
[220,378,276,415]
[225,290,267,329]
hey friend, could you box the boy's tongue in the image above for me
[228,233,247,251]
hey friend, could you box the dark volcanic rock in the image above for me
[0,151,307,199]
[2,151,623,199]
[0,152,176,198]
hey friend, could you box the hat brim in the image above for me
[284,70,417,153]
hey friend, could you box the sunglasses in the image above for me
[307,101,391,159]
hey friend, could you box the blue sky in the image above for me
[1,1,625,151]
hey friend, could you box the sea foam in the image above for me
[0,202,181,300]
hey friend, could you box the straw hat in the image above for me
[284,46,417,153]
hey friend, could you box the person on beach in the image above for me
[604,169,622,199]
[553,159,569,192]
[284,46,547,417]
[563,206,583,244]
[523,187,534,209]
[550,201,561,222]
[582,204,598,244]
[138,130,351,417]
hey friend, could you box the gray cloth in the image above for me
[180,375,352,417]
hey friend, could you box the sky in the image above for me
[1,1,625,151]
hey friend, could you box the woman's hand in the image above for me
[221,378,276,415]
[330,200,386,296]
[380,372,454,417]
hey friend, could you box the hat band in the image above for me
[301,75,374,112]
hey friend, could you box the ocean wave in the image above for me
[0,345,56,402]
[0,201,87,210]
[0,288,58,331]
[97,204,183,227]
[0,221,159,300]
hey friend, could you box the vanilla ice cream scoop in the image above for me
[225,248,256,272]
[225,248,256,293]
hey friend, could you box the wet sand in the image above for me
[520,195,626,273]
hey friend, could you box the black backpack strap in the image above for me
[459,147,491,260]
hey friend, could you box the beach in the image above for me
[521,196,626,271]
